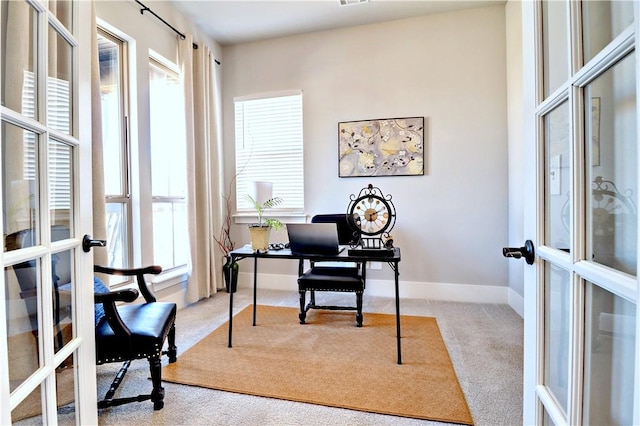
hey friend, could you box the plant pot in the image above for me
[248,225,270,251]
[222,256,238,293]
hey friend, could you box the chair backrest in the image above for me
[311,214,361,245]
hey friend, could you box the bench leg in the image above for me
[165,323,177,363]
[149,356,165,410]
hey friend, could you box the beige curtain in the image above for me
[90,2,108,267]
[180,34,225,302]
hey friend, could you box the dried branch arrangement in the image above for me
[214,191,235,256]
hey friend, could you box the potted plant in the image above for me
[245,194,283,251]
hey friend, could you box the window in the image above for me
[97,28,131,275]
[234,92,304,213]
[149,57,188,270]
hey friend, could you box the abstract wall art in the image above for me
[338,117,424,177]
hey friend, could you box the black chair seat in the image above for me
[96,302,177,363]
[298,267,363,291]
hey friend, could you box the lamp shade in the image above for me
[251,181,273,206]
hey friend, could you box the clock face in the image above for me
[350,195,392,236]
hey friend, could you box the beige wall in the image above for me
[222,5,510,297]
[506,0,525,308]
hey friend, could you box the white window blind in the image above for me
[21,71,36,179]
[23,71,72,210]
[234,92,304,212]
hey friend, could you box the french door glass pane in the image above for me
[48,25,73,135]
[583,282,636,425]
[544,262,570,415]
[50,0,73,33]
[12,386,43,423]
[1,1,38,115]
[544,101,571,251]
[582,1,634,64]
[542,0,569,98]
[10,353,77,423]
[542,410,555,426]
[98,32,125,196]
[52,249,73,354]
[56,353,77,424]
[49,139,74,236]
[5,261,42,392]
[543,408,558,426]
[585,52,637,275]
[2,121,39,239]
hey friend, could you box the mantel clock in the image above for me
[346,184,396,252]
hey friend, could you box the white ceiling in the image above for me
[171,0,505,46]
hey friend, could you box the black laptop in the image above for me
[286,223,346,255]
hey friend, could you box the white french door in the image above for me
[522,1,640,425]
[0,0,97,424]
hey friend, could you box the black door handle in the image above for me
[502,240,535,265]
[83,235,107,252]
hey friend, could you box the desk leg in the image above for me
[394,261,402,365]
[253,256,258,326]
[228,261,234,348]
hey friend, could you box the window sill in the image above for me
[233,213,308,225]
[111,267,187,298]
[151,266,189,292]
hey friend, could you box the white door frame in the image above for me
[522,2,542,423]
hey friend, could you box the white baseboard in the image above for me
[237,272,512,305]
[508,287,524,318]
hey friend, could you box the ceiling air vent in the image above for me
[338,0,369,6]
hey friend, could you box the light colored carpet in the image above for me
[162,305,473,424]
[19,289,523,425]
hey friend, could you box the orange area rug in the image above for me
[163,305,473,424]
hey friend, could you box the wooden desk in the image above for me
[227,247,403,364]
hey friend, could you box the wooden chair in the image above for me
[297,214,366,327]
[93,265,177,410]
[6,227,177,410]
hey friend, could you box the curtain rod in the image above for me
[134,0,221,65]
